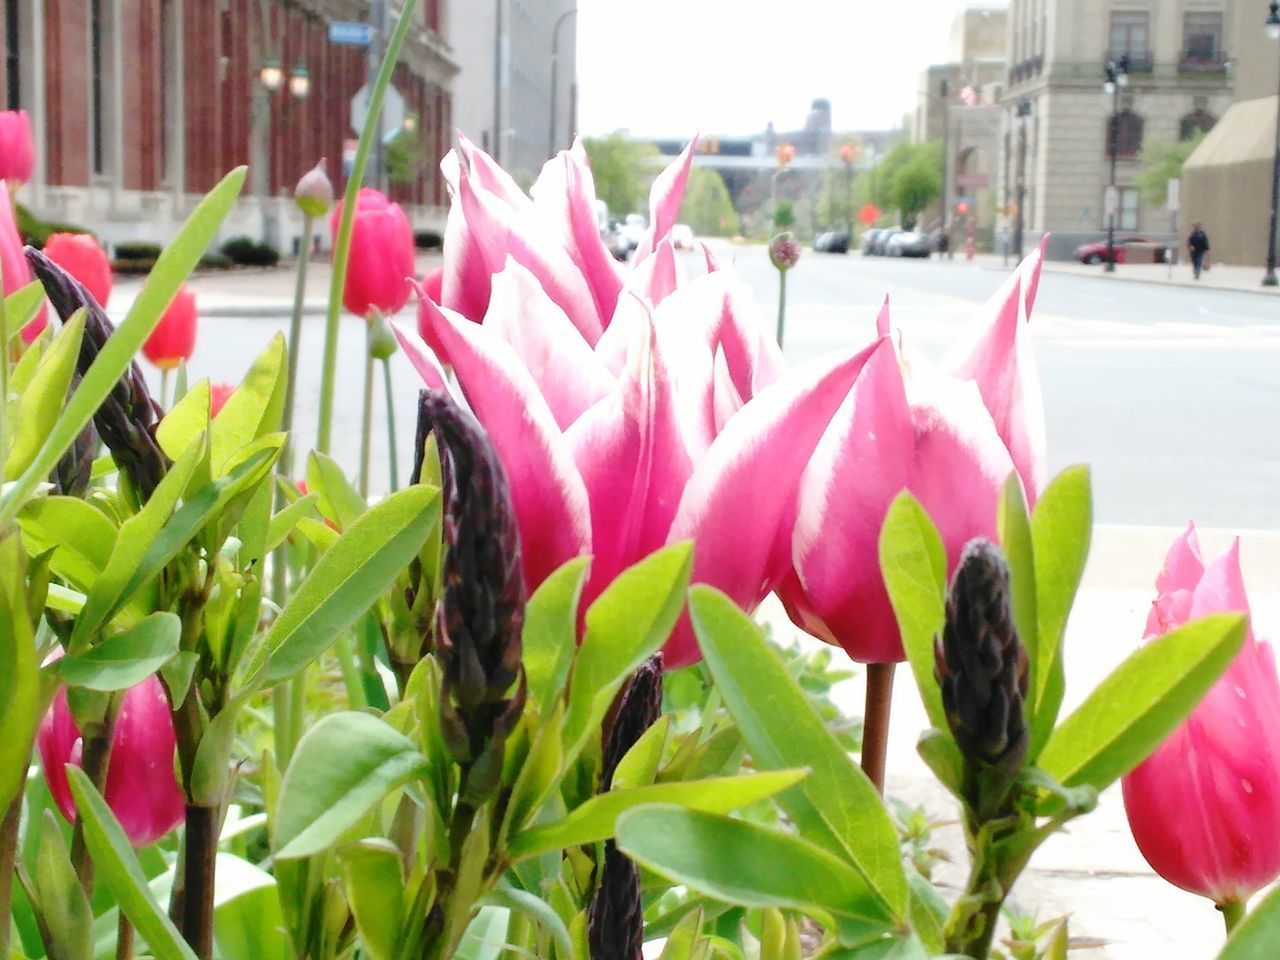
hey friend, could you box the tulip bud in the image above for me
[52,418,97,498]
[768,232,801,272]
[43,232,113,308]
[141,286,198,371]
[424,389,526,804]
[26,248,170,502]
[600,655,663,791]
[331,188,416,318]
[1,181,46,342]
[0,109,35,185]
[294,159,333,218]
[38,677,186,847]
[935,539,1029,819]
[368,311,398,361]
[209,382,235,418]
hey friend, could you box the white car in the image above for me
[671,224,696,250]
[617,214,648,259]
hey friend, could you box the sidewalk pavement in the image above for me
[963,250,1280,296]
[764,524,1280,960]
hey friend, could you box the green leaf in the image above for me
[879,493,949,736]
[612,714,671,790]
[265,491,319,554]
[0,167,247,526]
[58,612,180,691]
[156,379,211,462]
[5,311,84,478]
[306,451,368,531]
[905,872,947,956]
[616,805,897,927]
[0,537,39,812]
[1028,465,1092,759]
[64,767,198,960]
[998,472,1038,717]
[275,711,429,859]
[453,907,509,960]
[34,810,93,960]
[1040,613,1247,790]
[211,854,290,960]
[500,702,566,844]
[480,881,574,959]
[241,485,440,690]
[562,543,692,759]
[508,770,807,860]
[212,334,287,475]
[2,279,47,340]
[337,839,405,960]
[523,556,589,717]
[1217,883,1280,959]
[18,495,118,593]
[689,585,907,921]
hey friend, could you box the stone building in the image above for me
[450,0,578,189]
[1000,0,1234,260]
[0,0,457,253]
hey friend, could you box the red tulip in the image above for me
[0,180,46,343]
[1122,525,1280,906]
[142,286,197,370]
[331,188,415,317]
[0,110,35,185]
[43,232,113,307]
[210,382,235,418]
[38,677,186,847]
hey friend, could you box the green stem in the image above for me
[861,662,895,793]
[160,368,172,410]
[316,0,424,454]
[179,804,218,960]
[1220,899,1246,936]
[775,270,787,348]
[337,634,368,710]
[287,670,307,763]
[116,913,135,960]
[382,356,399,492]
[271,681,293,769]
[359,324,375,497]
[0,282,10,475]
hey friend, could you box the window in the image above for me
[1180,109,1216,141]
[1106,110,1144,158]
[1120,187,1139,230]
[1110,11,1151,66]
[90,0,104,175]
[4,0,18,108]
[1183,12,1224,68]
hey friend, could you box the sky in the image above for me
[576,0,990,137]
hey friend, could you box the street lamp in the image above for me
[1103,54,1130,272]
[548,8,578,158]
[1014,97,1032,259]
[840,142,856,241]
[1263,2,1280,285]
[259,58,284,92]
[288,65,310,100]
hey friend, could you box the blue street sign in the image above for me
[329,21,373,46]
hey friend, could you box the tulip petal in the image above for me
[632,137,698,264]
[484,258,615,429]
[1144,522,1205,637]
[393,317,453,393]
[626,238,682,305]
[1190,539,1253,634]
[413,285,592,589]
[458,133,534,211]
[440,199,496,322]
[662,342,879,667]
[0,180,46,341]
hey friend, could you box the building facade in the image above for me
[450,0,578,189]
[1000,0,1234,260]
[1,0,456,254]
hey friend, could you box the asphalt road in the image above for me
[152,244,1280,531]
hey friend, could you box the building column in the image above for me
[20,0,46,199]
[103,0,125,203]
[162,0,184,195]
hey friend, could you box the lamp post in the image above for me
[1014,97,1031,260]
[840,142,856,240]
[1103,54,1129,273]
[1263,2,1280,286]
[548,7,578,158]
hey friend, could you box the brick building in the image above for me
[1,0,457,253]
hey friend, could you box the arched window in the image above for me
[1106,110,1144,159]
[1180,110,1216,141]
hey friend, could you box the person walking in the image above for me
[1188,223,1211,280]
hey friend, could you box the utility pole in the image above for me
[940,77,951,256]
[492,0,503,163]
[1015,97,1030,260]
[367,0,387,190]
[548,8,577,158]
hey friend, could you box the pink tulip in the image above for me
[142,285,197,370]
[631,137,698,264]
[0,110,35,185]
[0,180,47,343]
[331,188,415,317]
[38,677,186,847]
[210,382,235,418]
[43,232,113,307]
[1122,526,1280,906]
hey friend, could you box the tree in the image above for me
[863,141,943,227]
[1135,132,1204,207]
[681,167,740,237]
[582,132,661,217]
[817,166,856,232]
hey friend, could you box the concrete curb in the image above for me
[976,260,1280,297]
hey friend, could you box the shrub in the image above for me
[15,203,93,249]
[221,235,281,267]
[414,229,443,250]
[110,258,158,275]
[197,252,233,270]
[115,241,163,261]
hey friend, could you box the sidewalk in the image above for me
[966,250,1280,296]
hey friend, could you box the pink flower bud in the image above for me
[768,232,801,272]
[0,110,35,185]
[43,232,113,308]
[142,285,197,370]
[294,159,333,218]
[210,382,235,418]
[38,677,186,847]
[330,188,415,318]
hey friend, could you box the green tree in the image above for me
[817,166,856,232]
[864,141,943,227]
[583,132,661,217]
[1135,132,1204,207]
[681,167,740,236]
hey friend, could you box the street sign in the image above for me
[955,172,989,189]
[1167,177,1180,212]
[329,21,372,46]
[342,138,358,177]
[350,83,407,142]
[1104,185,1119,218]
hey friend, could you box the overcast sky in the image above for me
[575,0,987,137]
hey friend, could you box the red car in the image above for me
[1074,236,1170,265]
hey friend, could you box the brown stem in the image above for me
[861,662,896,793]
[70,697,122,892]
[116,913,135,960]
[0,793,23,959]
[180,804,219,960]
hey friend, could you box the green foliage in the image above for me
[868,141,943,224]
[15,203,93,249]
[221,236,282,268]
[681,167,740,237]
[1135,132,1203,207]
[1218,882,1280,959]
[387,121,428,186]
[772,201,795,230]
[818,165,857,232]
[582,131,661,216]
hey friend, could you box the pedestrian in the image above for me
[1188,222,1210,280]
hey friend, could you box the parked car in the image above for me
[871,228,903,255]
[614,213,648,260]
[671,224,696,250]
[887,231,934,258]
[604,220,631,261]
[862,228,884,256]
[1074,236,1171,265]
[814,230,850,254]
